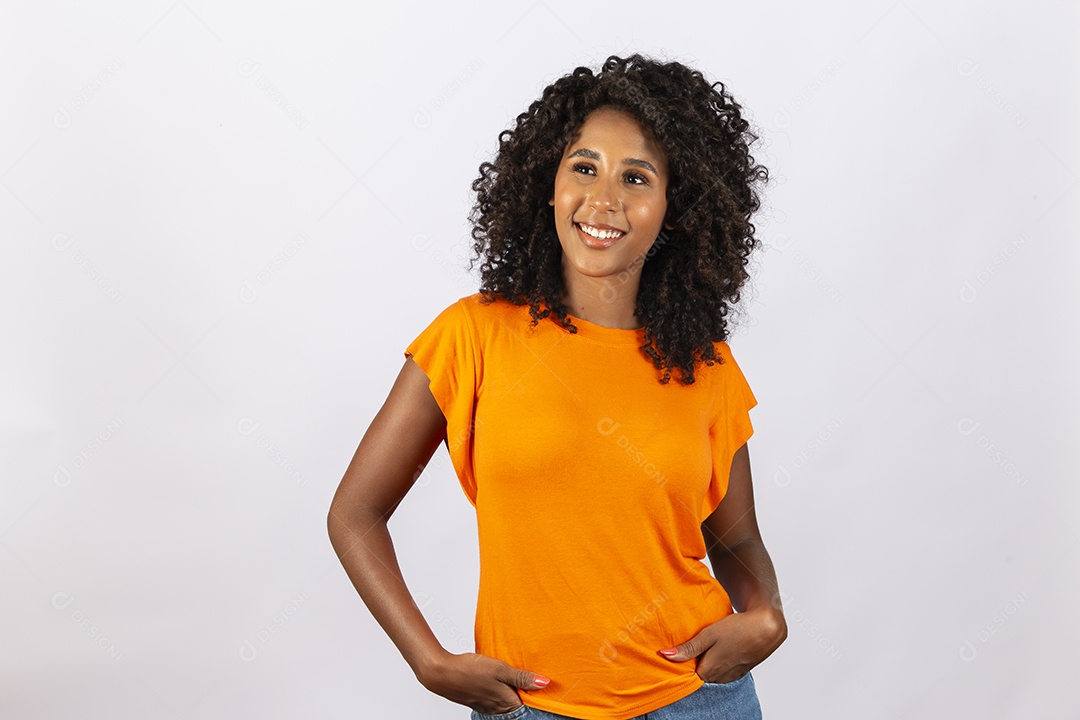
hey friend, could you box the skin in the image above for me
[549,105,674,330]
[327,105,786,714]
[662,442,788,682]
[327,357,547,714]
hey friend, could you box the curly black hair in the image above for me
[467,53,768,385]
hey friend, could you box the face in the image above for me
[549,106,671,300]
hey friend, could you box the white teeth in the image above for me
[578,223,624,240]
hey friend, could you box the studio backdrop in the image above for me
[2,1,1077,718]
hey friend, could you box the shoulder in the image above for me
[455,291,485,315]
[426,292,486,321]
[417,292,526,339]
[708,340,752,382]
[711,340,736,366]
[456,291,528,326]
[713,340,733,358]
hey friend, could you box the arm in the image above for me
[659,441,787,679]
[701,442,786,628]
[327,357,550,709]
[327,356,450,680]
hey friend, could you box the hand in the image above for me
[416,650,551,714]
[658,608,786,683]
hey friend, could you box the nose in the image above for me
[588,174,621,212]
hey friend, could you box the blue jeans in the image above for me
[470,672,762,720]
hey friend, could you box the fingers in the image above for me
[497,663,551,690]
[530,674,551,689]
[659,627,715,663]
[658,636,701,662]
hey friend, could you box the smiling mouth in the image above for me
[576,222,625,239]
[575,222,626,248]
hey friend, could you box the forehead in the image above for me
[564,107,667,163]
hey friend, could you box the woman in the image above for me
[328,53,786,720]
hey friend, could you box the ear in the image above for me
[663,221,675,231]
[549,195,555,207]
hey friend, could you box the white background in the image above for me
[2,1,1077,718]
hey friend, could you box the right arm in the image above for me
[326,356,550,710]
[327,355,450,679]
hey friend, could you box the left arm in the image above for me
[658,442,788,680]
[702,442,785,620]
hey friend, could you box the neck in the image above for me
[560,270,643,330]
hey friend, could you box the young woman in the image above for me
[329,53,786,720]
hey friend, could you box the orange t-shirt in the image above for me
[404,292,758,720]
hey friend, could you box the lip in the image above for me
[574,221,626,249]
[577,220,625,232]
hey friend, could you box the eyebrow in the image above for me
[567,148,660,176]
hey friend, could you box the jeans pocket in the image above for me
[470,703,529,720]
[702,671,751,687]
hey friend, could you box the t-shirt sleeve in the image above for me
[702,342,758,519]
[403,298,480,506]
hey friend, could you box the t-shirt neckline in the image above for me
[561,312,646,347]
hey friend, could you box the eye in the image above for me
[571,162,651,186]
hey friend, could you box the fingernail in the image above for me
[534,676,550,687]
[659,649,677,657]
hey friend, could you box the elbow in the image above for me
[761,601,788,648]
[326,499,356,547]
[326,500,387,548]
[326,504,339,538]
[327,504,345,549]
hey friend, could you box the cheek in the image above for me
[553,188,579,215]
[550,178,565,205]
[632,202,667,229]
